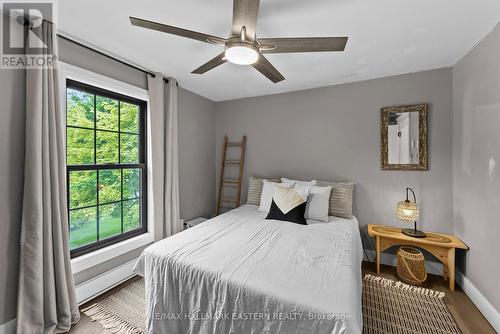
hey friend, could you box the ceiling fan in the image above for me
[130,0,348,83]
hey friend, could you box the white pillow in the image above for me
[259,180,289,212]
[281,178,317,202]
[305,186,332,223]
[281,178,318,188]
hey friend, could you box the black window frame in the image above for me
[66,79,148,258]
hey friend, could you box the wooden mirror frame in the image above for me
[381,104,428,171]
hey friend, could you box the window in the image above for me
[66,79,147,258]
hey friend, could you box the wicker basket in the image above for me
[397,246,427,285]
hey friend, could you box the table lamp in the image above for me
[396,187,426,238]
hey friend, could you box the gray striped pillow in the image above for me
[317,181,354,219]
[247,177,280,205]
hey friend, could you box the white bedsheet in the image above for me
[133,204,363,334]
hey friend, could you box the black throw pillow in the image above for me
[266,199,307,225]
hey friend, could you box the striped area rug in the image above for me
[82,279,146,333]
[363,274,461,334]
[83,274,461,334]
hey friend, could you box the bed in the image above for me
[133,204,363,334]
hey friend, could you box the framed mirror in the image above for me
[381,104,428,171]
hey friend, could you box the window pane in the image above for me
[69,171,97,209]
[123,168,140,199]
[99,202,122,240]
[96,96,118,131]
[120,134,139,163]
[123,199,141,232]
[96,130,119,163]
[99,169,121,203]
[120,102,139,133]
[70,207,97,249]
[67,127,94,165]
[66,80,147,256]
[67,88,94,128]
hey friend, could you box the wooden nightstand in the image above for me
[367,224,468,291]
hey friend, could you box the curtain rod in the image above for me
[3,12,174,85]
[57,33,171,84]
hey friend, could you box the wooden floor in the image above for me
[362,262,495,334]
[69,276,142,334]
[69,262,495,333]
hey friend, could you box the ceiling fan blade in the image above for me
[191,53,227,74]
[130,16,227,45]
[232,0,260,41]
[259,37,348,53]
[252,54,285,83]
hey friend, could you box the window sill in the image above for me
[71,232,153,274]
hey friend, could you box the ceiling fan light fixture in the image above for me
[130,0,348,83]
[225,43,259,65]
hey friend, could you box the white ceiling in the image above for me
[59,0,500,101]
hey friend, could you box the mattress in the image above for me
[133,204,363,334]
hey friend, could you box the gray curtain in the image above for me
[147,73,165,240]
[164,78,181,237]
[147,75,181,239]
[17,21,80,333]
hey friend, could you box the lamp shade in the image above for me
[396,200,419,222]
[225,44,259,65]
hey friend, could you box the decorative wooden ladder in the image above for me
[216,135,247,215]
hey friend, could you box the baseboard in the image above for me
[0,319,16,334]
[456,271,500,332]
[0,260,138,333]
[364,249,500,331]
[75,258,138,305]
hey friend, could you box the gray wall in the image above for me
[59,39,217,284]
[178,88,216,221]
[58,37,148,90]
[59,37,154,285]
[0,34,217,322]
[2,23,497,326]
[215,68,454,248]
[452,23,500,312]
[0,15,25,326]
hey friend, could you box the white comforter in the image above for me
[133,205,363,334]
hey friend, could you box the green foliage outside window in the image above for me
[67,88,94,128]
[66,82,144,252]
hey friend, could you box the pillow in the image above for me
[280,178,318,188]
[317,181,354,219]
[272,183,309,213]
[266,187,308,224]
[247,177,279,205]
[258,180,288,212]
[305,186,332,223]
[266,200,307,225]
